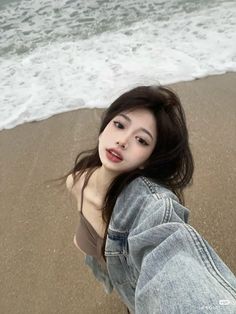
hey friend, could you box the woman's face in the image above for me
[98,108,157,174]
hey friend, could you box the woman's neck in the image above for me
[92,166,119,195]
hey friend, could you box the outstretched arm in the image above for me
[133,222,236,313]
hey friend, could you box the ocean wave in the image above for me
[0,0,235,130]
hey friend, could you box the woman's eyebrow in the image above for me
[117,113,154,140]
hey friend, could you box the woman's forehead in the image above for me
[116,109,156,125]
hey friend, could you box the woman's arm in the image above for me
[134,222,236,313]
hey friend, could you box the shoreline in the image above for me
[1,73,236,313]
[1,71,236,133]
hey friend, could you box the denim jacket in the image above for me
[84,176,236,313]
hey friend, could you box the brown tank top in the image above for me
[75,171,106,268]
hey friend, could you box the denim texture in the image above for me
[84,176,236,313]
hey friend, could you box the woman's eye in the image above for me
[137,137,148,146]
[113,121,124,129]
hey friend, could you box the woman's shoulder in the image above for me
[66,173,74,192]
[66,168,97,196]
[66,171,86,198]
[123,176,179,202]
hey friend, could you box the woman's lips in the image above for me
[106,150,123,163]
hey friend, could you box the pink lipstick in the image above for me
[106,149,123,163]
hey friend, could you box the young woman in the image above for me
[58,86,236,313]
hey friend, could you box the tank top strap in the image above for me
[80,184,85,214]
[80,168,97,215]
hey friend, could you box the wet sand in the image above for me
[0,73,235,313]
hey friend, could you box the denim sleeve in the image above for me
[134,222,236,314]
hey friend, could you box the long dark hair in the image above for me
[49,85,194,261]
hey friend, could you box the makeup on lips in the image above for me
[106,149,123,163]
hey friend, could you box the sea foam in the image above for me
[0,0,235,130]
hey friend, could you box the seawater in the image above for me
[0,0,236,130]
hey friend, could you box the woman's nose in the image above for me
[116,138,129,149]
[116,132,130,148]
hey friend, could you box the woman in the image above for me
[58,86,236,313]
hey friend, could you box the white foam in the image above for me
[0,0,236,130]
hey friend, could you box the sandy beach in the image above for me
[0,73,235,313]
